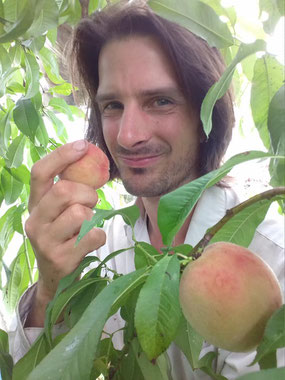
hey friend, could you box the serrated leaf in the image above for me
[158,151,277,246]
[201,39,266,137]
[5,134,26,168]
[251,55,284,149]
[13,98,39,142]
[210,194,285,247]
[149,0,233,48]
[135,254,181,360]
[26,268,148,380]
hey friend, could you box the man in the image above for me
[9,1,284,379]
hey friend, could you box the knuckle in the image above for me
[69,204,90,221]
[24,217,34,238]
[52,180,72,199]
[30,161,44,183]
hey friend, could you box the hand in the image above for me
[24,140,106,326]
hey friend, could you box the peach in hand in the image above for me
[60,143,110,189]
[179,242,283,352]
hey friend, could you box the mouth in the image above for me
[117,154,162,168]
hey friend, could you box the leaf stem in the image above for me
[189,187,285,260]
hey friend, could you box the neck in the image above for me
[138,196,193,252]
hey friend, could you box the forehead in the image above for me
[97,35,179,95]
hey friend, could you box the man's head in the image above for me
[70,0,235,195]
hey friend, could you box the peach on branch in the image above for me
[179,242,283,352]
[60,143,110,189]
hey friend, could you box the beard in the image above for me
[119,151,199,197]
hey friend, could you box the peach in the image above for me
[179,242,283,352]
[60,143,110,189]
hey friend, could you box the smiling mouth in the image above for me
[118,154,162,168]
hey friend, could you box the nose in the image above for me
[117,102,151,149]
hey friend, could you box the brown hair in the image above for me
[70,0,235,180]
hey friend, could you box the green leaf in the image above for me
[88,0,107,14]
[0,205,16,251]
[0,109,12,156]
[13,98,39,142]
[158,150,276,246]
[12,203,26,234]
[236,367,285,380]
[135,254,181,360]
[0,329,13,380]
[27,268,148,380]
[24,51,39,99]
[251,55,284,149]
[35,113,49,147]
[0,0,37,43]
[201,39,266,137]
[259,0,283,34]
[134,241,161,269]
[48,97,74,120]
[5,134,26,168]
[251,305,285,367]
[131,338,171,380]
[1,167,23,204]
[6,164,31,185]
[4,241,34,311]
[198,351,227,380]
[174,316,204,370]
[39,46,65,85]
[12,334,49,380]
[24,0,59,38]
[77,205,140,245]
[149,0,233,48]
[209,194,285,247]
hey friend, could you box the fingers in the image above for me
[31,180,98,224]
[29,140,89,212]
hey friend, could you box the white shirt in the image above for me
[9,186,285,379]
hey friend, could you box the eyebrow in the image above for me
[95,86,184,103]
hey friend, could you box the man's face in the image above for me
[97,36,200,197]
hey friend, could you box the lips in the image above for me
[117,154,162,168]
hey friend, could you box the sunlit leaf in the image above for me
[5,134,26,168]
[1,167,23,204]
[201,40,266,137]
[149,0,233,48]
[251,55,284,149]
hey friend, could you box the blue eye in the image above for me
[154,98,172,106]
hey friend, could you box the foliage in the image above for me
[0,0,284,379]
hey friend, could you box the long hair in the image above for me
[70,0,235,180]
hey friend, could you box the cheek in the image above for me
[102,121,118,151]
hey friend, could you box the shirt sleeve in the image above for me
[8,283,67,364]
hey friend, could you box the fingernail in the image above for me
[73,140,87,151]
